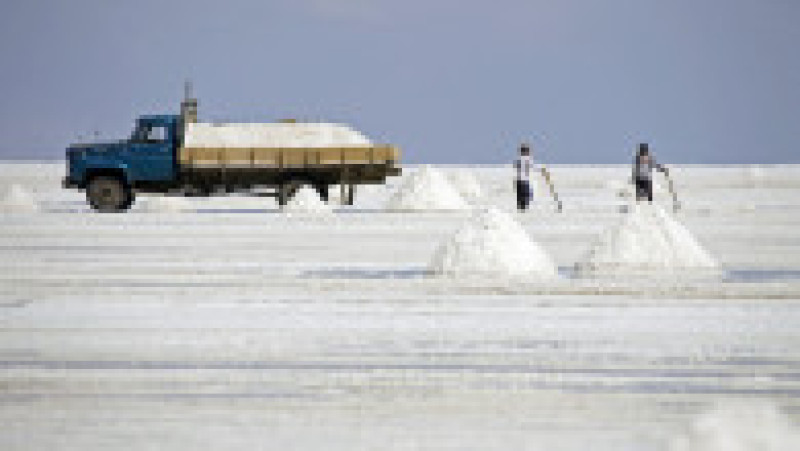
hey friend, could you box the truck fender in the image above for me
[83,164,131,188]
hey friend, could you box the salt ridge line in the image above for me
[386,165,470,211]
[576,203,718,274]
[429,207,559,279]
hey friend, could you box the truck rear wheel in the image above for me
[87,176,133,212]
[277,181,300,206]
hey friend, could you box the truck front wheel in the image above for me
[87,176,133,212]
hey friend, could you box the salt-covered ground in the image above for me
[1,162,800,450]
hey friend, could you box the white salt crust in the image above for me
[139,196,192,213]
[669,400,800,451]
[448,170,483,200]
[0,184,39,213]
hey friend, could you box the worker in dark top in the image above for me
[514,143,535,210]
[632,143,668,202]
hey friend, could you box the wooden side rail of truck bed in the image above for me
[179,145,400,168]
[175,145,401,205]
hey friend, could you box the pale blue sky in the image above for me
[1,0,798,163]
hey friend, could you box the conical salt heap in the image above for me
[386,165,469,211]
[283,186,332,214]
[429,207,558,279]
[1,184,40,213]
[448,170,483,200]
[576,203,718,274]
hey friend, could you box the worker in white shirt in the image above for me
[632,143,668,203]
[514,143,536,211]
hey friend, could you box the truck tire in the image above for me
[87,176,133,212]
[345,183,355,205]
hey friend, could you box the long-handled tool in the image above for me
[663,168,681,213]
[540,166,563,212]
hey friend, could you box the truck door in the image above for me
[127,122,175,182]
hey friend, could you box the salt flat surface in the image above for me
[0,184,39,213]
[2,163,800,450]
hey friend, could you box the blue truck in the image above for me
[63,90,401,212]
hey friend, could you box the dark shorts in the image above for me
[516,180,532,210]
[634,178,653,202]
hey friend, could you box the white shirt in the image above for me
[514,155,536,182]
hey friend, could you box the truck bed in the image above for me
[179,145,400,168]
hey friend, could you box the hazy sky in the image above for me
[1,0,798,163]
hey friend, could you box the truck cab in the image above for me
[64,115,180,212]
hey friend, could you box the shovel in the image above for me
[663,168,681,213]
[540,166,563,212]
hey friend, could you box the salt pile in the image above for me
[0,184,39,213]
[669,400,800,451]
[139,195,192,213]
[282,186,332,214]
[386,165,470,211]
[448,170,483,199]
[184,122,372,148]
[429,207,558,279]
[576,203,717,274]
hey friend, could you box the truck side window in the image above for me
[147,126,167,143]
[131,124,167,143]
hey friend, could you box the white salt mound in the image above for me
[1,184,39,213]
[386,165,470,211]
[184,122,372,148]
[576,203,718,273]
[140,196,192,213]
[283,186,332,214]
[669,400,800,451]
[429,207,558,279]
[448,170,483,199]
